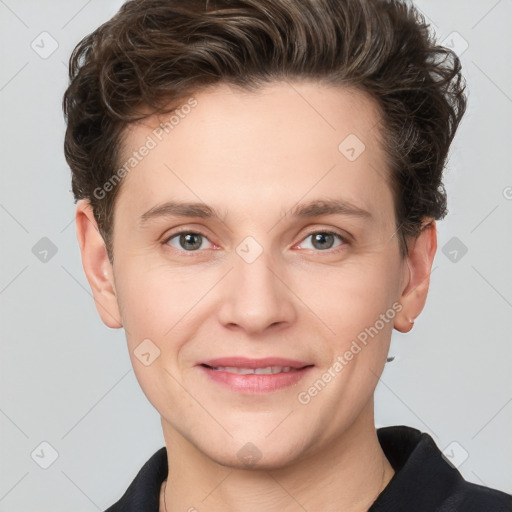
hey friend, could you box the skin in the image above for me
[76,81,437,512]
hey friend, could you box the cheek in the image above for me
[115,263,191,409]
[114,259,206,341]
[314,255,399,303]
[296,254,401,349]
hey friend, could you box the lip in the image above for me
[197,357,314,394]
[199,357,311,369]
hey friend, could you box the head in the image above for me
[65,0,466,468]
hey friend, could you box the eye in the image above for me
[164,231,214,251]
[297,230,347,251]
[163,229,348,253]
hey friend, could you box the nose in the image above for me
[216,243,297,335]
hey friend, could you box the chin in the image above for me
[211,446,301,471]
[193,431,310,471]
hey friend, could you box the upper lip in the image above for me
[199,357,312,369]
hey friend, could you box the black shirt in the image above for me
[104,425,512,511]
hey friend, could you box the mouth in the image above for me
[197,357,314,394]
[201,364,302,375]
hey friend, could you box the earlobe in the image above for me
[394,220,437,333]
[75,200,123,329]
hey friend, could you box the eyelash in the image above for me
[162,229,349,255]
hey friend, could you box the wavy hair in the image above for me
[63,0,466,262]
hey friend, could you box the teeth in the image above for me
[210,366,296,374]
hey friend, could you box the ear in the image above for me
[394,220,437,333]
[75,199,122,329]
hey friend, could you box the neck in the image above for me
[159,402,394,512]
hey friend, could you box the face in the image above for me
[100,81,411,468]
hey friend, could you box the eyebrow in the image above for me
[287,198,372,219]
[138,198,372,227]
[139,201,223,227]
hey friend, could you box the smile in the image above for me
[204,365,298,374]
[198,358,314,394]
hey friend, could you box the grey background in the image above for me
[0,0,511,510]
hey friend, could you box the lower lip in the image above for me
[198,365,314,394]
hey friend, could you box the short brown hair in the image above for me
[63,0,466,263]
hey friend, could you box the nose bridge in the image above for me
[217,236,296,332]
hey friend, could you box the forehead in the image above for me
[115,81,393,224]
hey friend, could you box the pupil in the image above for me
[181,233,201,250]
[313,233,334,250]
